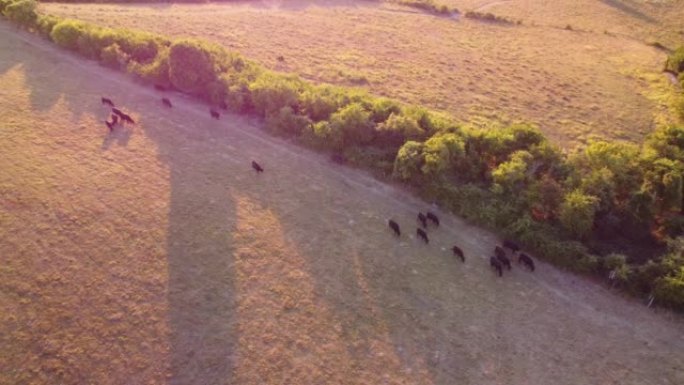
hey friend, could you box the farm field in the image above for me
[40,0,682,147]
[2,20,684,385]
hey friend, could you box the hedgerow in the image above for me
[2,1,683,310]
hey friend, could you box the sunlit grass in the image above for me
[39,0,679,147]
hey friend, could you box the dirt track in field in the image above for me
[1,21,683,385]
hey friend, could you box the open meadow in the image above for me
[2,19,684,385]
[40,0,684,147]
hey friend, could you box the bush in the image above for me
[665,46,684,74]
[654,273,684,309]
[675,95,684,121]
[464,10,515,24]
[329,102,374,146]
[604,253,631,283]
[50,19,87,51]
[36,14,60,37]
[393,141,425,182]
[266,106,311,136]
[168,39,219,96]
[250,72,305,117]
[0,0,13,14]
[421,133,465,177]
[128,46,170,84]
[491,150,532,193]
[115,30,167,64]
[370,97,403,124]
[302,120,343,151]
[100,43,128,70]
[559,190,599,239]
[299,84,346,122]
[4,0,37,26]
[375,112,422,148]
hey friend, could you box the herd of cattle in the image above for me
[388,214,535,277]
[100,90,534,278]
[99,93,265,173]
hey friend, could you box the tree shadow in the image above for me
[1,23,239,383]
[140,105,242,385]
[0,21,99,119]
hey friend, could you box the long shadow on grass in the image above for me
[599,0,656,23]
[142,114,241,384]
[0,22,97,119]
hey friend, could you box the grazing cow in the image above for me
[417,228,429,244]
[330,153,347,164]
[426,211,440,226]
[417,212,427,228]
[495,247,512,270]
[251,160,264,173]
[101,97,114,107]
[154,84,167,91]
[388,220,401,237]
[490,256,503,277]
[121,113,135,124]
[162,98,172,108]
[105,120,114,132]
[503,239,520,253]
[210,108,220,119]
[519,253,535,272]
[452,245,465,262]
[219,100,229,110]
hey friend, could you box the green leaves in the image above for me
[559,190,599,239]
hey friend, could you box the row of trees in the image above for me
[2,0,682,310]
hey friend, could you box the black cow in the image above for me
[210,108,220,119]
[162,98,172,108]
[426,211,440,226]
[251,160,264,173]
[330,153,347,164]
[101,97,114,107]
[417,212,427,228]
[490,256,503,277]
[388,220,401,237]
[417,228,429,244]
[503,239,520,253]
[219,100,229,110]
[121,113,135,124]
[495,247,511,270]
[519,253,535,272]
[452,245,465,262]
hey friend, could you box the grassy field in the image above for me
[2,20,684,385]
[40,0,682,147]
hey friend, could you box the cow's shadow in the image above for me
[100,124,133,150]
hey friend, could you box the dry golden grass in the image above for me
[2,21,684,385]
[456,0,684,48]
[41,0,682,147]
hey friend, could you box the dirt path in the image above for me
[1,21,683,385]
